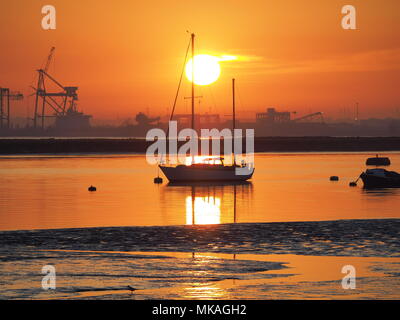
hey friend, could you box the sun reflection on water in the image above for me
[183,284,228,299]
[186,196,221,225]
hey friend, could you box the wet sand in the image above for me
[1,219,400,299]
[1,247,399,300]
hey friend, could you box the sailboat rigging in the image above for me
[159,33,254,182]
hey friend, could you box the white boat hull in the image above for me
[159,165,254,182]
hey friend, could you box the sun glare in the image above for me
[186,196,221,225]
[185,54,221,86]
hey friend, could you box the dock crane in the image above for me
[33,47,79,128]
[292,112,324,123]
[0,88,23,128]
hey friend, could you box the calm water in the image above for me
[0,153,399,230]
[1,153,399,299]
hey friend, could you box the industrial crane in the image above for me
[33,47,79,128]
[44,47,55,73]
[292,112,324,123]
[0,88,23,128]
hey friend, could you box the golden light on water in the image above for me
[186,196,221,225]
[185,54,221,85]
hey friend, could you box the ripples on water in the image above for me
[1,153,400,299]
[1,153,400,230]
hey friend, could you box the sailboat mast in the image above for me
[191,33,195,131]
[232,78,236,165]
[232,78,236,131]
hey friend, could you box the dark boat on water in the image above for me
[366,155,391,166]
[360,168,400,188]
[160,157,254,182]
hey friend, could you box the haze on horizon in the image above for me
[1,0,399,123]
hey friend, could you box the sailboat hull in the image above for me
[159,165,254,182]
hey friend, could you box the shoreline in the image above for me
[2,218,399,257]
[1,219,399,299]
[1,136,400,154]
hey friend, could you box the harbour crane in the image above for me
[0,88,23,128]
[33,47,79,128]
[292,112,324,123]
[44,47,55,73]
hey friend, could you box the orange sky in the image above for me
[1,0,399,122]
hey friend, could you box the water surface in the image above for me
[0,153,399,230]
[1,153,399,299]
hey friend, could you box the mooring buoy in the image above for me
[88,185,97,192]
[330,176,339,181]
[349,176,361,187]
[154,177,163,184]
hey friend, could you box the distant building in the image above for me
[256,108,291,124]
[55,109,91,131]
[135,112,160,126]
[174,113,220,129]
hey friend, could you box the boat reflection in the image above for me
[361,187,400,197]
[165,181,253,225]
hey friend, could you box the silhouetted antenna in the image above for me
[355,102,359,122]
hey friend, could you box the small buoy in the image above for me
[88,185,97,192]
[154,177,163,184]
[330,176,339,181]
[349,182,357,187]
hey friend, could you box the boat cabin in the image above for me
[366,155,391,166]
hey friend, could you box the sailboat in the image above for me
[159,34,254,182]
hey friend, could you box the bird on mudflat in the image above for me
[127,285,137,294]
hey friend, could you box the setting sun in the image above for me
[185,54,221,86]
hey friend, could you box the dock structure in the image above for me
[0,88,23,129]
[256,107,292,124]
[256,107,324,125]
[32,47,91,130]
